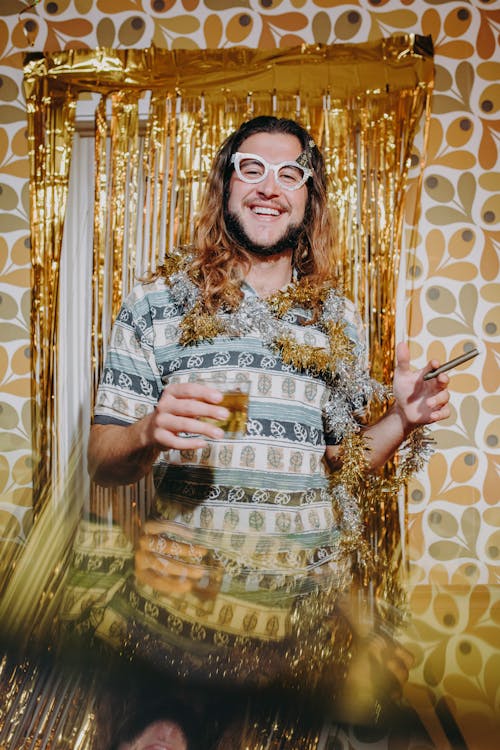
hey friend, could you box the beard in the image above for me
[225,209,305,258]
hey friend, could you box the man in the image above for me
[115,719,188,750]
[87,116,450,692]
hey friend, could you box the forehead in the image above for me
[131,720,187,749]
[237,132,303,163]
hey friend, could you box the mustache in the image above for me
[243,198,289,213]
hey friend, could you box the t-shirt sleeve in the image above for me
[341,296,369,373]
[93,289,162,426]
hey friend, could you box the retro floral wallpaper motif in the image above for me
[0,1,499,746]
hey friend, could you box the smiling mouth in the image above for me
[251,206,281,216]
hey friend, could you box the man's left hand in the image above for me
[392,342,451,433]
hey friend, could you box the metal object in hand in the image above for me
[423,348,479,380]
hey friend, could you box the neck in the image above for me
[244,251,293,298]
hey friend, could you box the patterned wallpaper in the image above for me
[0,1,498,580]
[0,2,499,745]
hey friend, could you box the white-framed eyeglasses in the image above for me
[230,152,312,191]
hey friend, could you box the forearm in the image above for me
[88,417,160,487]
[326,342,450,474]
[325,404,413,473]
[361,403,413,470]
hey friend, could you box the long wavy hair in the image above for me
[188,116,338,312]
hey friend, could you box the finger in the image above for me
[366,635,412,673]
[395,342,411,373]
[436,372,450,388]
[143,520,199,543]
[151,411,228,446]
[158,392,230,422]
[429,389,450,421]
[154,413,226,440]
[420,351,448,380]
[135,566,195,594]
[368,638,412,699]
[155,397,230,443]
[430,404,451,423]
[365,633,387,656]
[136,566,221,599]
[154,433,208,450]
[138,534,206,561]
[425,386,450,412]
[161,381,225,406]
[135,549,207,580]
[149,425,209,450]
[433,388,450,408]
[423,366,453,387]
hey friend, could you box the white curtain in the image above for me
[55,131,94,499]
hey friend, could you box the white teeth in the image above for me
[252,207,280,216]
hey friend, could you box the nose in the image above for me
[256,169,281,196]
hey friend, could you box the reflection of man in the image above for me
[88,116,450,688]
[116,720,187,750]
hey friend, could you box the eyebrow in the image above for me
[233,152,306,166]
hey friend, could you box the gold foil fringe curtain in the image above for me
[25,77,77,505]
[4,37,435,750]
[24,36,434,513]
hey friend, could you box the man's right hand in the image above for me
[135,530,222,599]
[88,382,230,486]
[145,381,230,450]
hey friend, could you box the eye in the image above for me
[278,165,304,184]
[239,158,265,179]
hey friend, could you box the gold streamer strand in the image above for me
[145,93,168,273]
[24,65,77,507]
[109,92,141,316]
[91,95,109,399]
[122,94,142,289]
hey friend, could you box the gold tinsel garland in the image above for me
[336,430,370,494]
[273,334,332,376]
[266,278,330,318]
[178,300,226,345]
[175,269,357,383]
[178,295,354,381]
